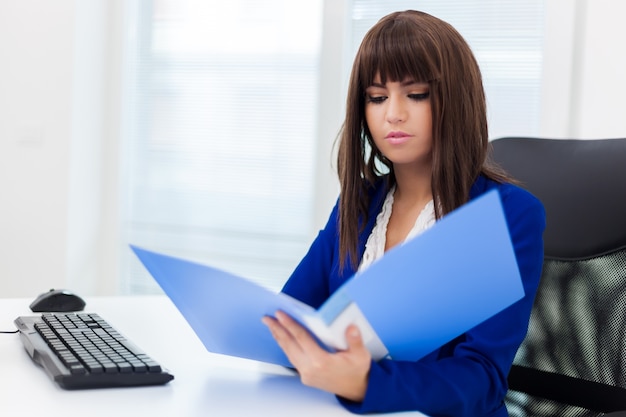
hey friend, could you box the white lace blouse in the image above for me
[358,187,436,272]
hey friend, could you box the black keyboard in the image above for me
[14,312,174,389]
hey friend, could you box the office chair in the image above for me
[489,137,626,417]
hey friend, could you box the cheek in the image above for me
[364,106,381,134]
[364,107,373,127]
[423,119,433,136]
[418,109,433,136]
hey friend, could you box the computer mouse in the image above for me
[29,289,86,313]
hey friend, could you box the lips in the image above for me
[385,131,411,144]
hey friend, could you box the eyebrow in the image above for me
[368,80,427,88]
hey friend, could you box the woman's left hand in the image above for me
[262,310,372,402]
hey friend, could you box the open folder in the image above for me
[131,189,524,368]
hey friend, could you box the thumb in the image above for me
[346,324,365,350]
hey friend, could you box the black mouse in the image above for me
[30,289,86,312]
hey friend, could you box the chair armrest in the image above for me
[508,365,626,413]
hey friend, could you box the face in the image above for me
[364,75,433,172]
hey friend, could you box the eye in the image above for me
[408,92,430,101]
[366,95,387,104]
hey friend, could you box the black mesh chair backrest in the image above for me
[489,137,626,417]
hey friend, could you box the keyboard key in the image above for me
[14,313,174,389]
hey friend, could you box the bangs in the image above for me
[357,14,440,87]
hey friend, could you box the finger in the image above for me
[345,324,366,351]
[261,317,302,354]
[262,315,309,364]
[262,316,295,345]
[275,311,322,352]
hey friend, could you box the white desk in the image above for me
[0,296,426,416]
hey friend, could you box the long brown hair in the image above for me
[337,10,510,269]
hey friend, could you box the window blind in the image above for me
[122,0,323,293]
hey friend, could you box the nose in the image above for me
[385,95,407,124]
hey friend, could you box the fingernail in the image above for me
[349,326,360,338]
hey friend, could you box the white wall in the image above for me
[540,0,626,138]
[0,0,120,298]
[571,0,626,137]
[0,0,625,298]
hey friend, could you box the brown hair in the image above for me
[337,10,510,269]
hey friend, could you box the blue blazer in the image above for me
[282,175,546,417]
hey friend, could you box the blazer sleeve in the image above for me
[339,185,546,417]
[281,199,340,309]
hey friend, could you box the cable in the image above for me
[1,329,19,334]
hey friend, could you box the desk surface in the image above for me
[0,295,426,417]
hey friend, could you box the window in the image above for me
[120,0,544,294]
[121,0,323,293]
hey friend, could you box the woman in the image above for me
[262,10,545,417]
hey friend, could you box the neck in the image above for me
[392,163,433,206]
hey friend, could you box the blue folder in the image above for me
[131,189,524,367]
